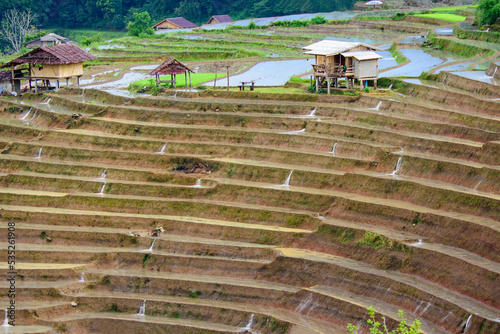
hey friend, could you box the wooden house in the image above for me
[150,57,194,88]
[302,40,382,92]
[152,17,198,30]
[25,33,75,49]
[1,44,96,94]
[207,15,234,25]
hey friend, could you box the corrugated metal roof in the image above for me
[209,15,234,24]
[1,44,96,67]
[153,17,198,28]
[303,40,381,56]
[341,51,382,60]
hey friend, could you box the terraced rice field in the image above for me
[0,76,499,333]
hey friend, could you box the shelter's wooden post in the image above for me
[185,71,187,88]
[35,80,38,93]
[174,74,177,88]
[77,76,80,86]
[214,65,218,89]
[327,78,331,95]
[374,79,377,90]
[66,78,69,87]
[189,71,191,87]
[56,80,60,91]
[315,77,319,91]
[360,80,363,91]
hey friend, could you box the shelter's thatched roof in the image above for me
[150,57,194,76]
[302,40,382,56]
[0,71,12,81]
[208,15,234,24]
[1,44,96,68]
[152,17,198,29]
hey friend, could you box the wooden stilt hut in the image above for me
[0,44,96,94]
[150,57,194,88]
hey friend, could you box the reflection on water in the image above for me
[205,59,313,86]
[451,71,500,86]
[380,49,444,77]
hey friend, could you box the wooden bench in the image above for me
[238,81,255,91]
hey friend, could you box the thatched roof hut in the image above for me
[1,44,96,93]
[150,57,194,87]
[25,33,75,49]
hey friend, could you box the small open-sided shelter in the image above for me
[150,57,194,88]
[25,33,75,49]
[207,15,234,25]
[303,40,382,92]
[152,17,198,30]
[1,44,96,94]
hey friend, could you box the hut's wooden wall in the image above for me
[31,62,83,79]
[155,21,180,30]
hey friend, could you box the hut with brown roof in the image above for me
[150,57,194,88]
[1,44,96,93]
[152,17,198,30]
[207,15,234,25]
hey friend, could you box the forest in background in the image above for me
[0,0,357,31]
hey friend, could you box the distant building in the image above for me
[152,17,198,30]
[207,15,234,25]
[25,33,75,49]
[1,44,97,94]
[303,40,382,91]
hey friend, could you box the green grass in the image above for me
[414,13,466,22]
[45,28,127,43]
[129,72,226,91]
[428,5,476,12]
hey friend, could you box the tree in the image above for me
[1,9,36,53]
[347,306,421,334]
[476,0,500,27]
[126,11,153,36]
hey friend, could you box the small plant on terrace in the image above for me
[347,306,421,334]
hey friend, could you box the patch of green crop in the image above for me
[414,13,466,22]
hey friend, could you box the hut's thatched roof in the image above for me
[1,44,96,68]
[0,71,12,81]
[302,40,381,57]
[150,57,194,76]
[152,17,198,29]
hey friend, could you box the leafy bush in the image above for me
[347,306,421,334]
[248,21,257,29]
[476,0,500,27]
[81,33,102,46]
[127,11,154,37]
[310,15,326,24]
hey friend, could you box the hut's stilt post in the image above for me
[34,80,38,93]
[315,77,319,92]
[214,65,218,89]
[77,76,80,86]
[174,74,176,88]
[327,78,331,95]
[189,71,191,87]
[66,78,69,87]
[185,71,187,88]
[56,80,60,91]
[374,79,377,90]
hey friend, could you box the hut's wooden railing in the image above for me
[313,64,355,78]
